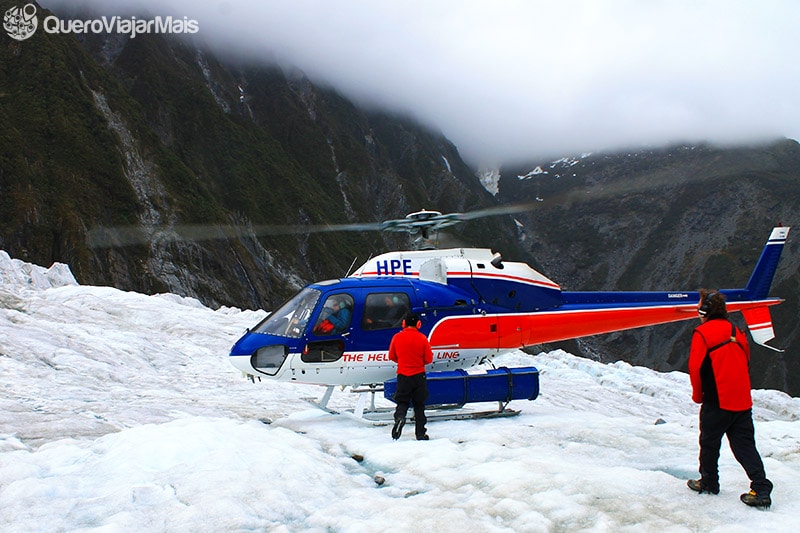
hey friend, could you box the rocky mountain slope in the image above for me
[497,141,800,394]
[0,0,520,310]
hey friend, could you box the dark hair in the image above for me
[698,288,728,319]
[404,312,420,327]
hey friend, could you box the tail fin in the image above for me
[745,227,790,300]
[740,226,789,352]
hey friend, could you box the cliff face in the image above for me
[1,0,520,310]
[497,141,800,395]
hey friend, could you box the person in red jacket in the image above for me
[389,312,433,440]
[686,289,773,508]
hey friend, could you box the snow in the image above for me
[441,155,452,173]
[517,166,548,180]
[517,154,594,181]
[478,167,500,196]
[2,252,799,532]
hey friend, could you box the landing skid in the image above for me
[303,385,522,425]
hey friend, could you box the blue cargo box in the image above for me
[384,366,539,406]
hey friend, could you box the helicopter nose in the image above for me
[230,332,289,376]
[250,344,288,375]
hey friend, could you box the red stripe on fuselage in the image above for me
[355,270,560,290]
[428,300,780,349]
[448,270,561,290]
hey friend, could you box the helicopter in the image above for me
[228,209,790,414]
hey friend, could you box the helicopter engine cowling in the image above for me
[350,248,563,312]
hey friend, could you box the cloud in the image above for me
[41,0,800,165]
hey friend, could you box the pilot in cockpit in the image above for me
[313,295,352,335]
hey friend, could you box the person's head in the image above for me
[402,312,421,329]
[698,289,728,320]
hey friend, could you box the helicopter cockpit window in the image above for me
[253,287,320,339]
[362,293,410,331]
[312,294,354,336]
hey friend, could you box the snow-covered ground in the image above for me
[1,250,799,532]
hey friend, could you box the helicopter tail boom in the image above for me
[429,297,783,350]
[428,226,789,351]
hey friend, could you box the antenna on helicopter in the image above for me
[344,256,359,277]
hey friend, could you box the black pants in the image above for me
[698,403,772,496]
[393,372,428,438]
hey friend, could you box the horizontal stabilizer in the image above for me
[741,306,784,352]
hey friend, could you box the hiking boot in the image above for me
[391,417,405,440]
[687,479,719,495]
[740,490,771,508]
[416,434,429,441]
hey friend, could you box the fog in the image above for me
[40,0,800,165]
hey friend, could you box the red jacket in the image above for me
[389,326,433,376]
[688,317,752,411]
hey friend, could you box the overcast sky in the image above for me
[42,0,800,165]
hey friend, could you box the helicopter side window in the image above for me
[312,294,354,336]
[362,293,410,331]
[301,340,345,363]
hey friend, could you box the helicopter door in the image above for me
[359,291,413,349]
[301,293,356,363]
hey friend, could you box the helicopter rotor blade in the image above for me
[378,201,539,234]
[86,221,387,249]
[445,201,542,221]
[86,201,543,249]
